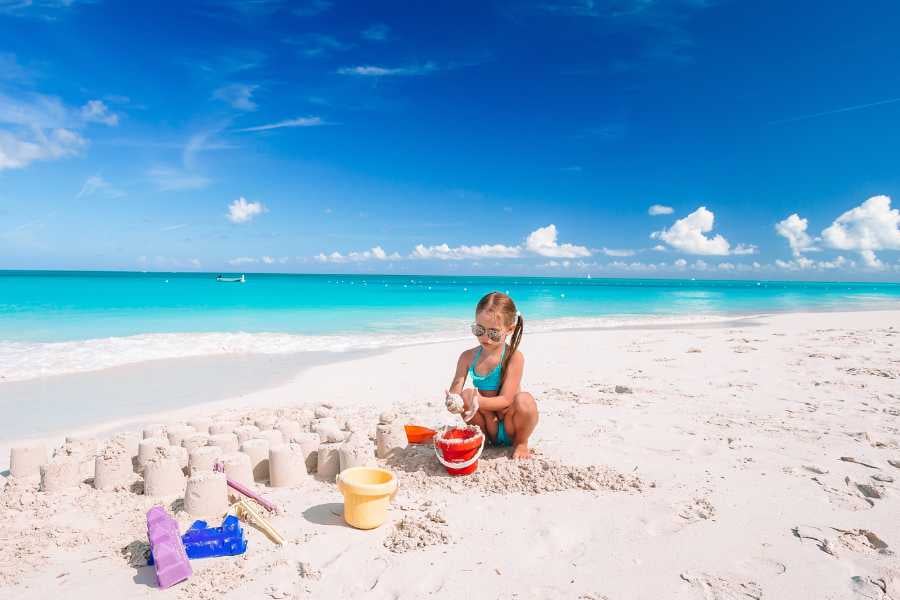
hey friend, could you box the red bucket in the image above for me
[434,425,485,476]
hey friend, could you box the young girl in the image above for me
[445,292,539,459]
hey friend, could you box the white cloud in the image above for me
[775,255,854,271]
[227,197,267,223]
[674,258,687,269]
[0,127,86,170]
[75,175,124,199]
[147,166,210,191]
[362,23,389,41]
[234,116,325,132]
[732,244,758,255]
[525,224,591,258]
[652,244,667,252]
[337,62,437,77]
[410,243,522,260]
[775,213,817,256]
[261,255,274,264]
[228,256,258,265]
[212,83,258,111]
[650,206,733,255]
[601,247,635,257]
[648,204,673,216]
[315,246,401,263]
[717,262,735,270]
[821,195,899,267]
[80,99,119,126]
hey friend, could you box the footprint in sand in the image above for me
[678,498,716,523]
[735,557,787,577]
[849,575,894,600]
[679,571,762,600]
[810,477,874,511]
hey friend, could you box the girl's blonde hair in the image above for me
[475,291,524,385]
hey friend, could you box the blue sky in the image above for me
[1,0,899,280]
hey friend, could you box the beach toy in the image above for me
[336,466,398,530]
[148,515,247,563]
[404,425,437,444]
[214,462,279,513]
[233,499,285,545]
[146,506,192,588]
[433,425,485,476]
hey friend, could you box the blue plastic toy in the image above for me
[148,515,247,564]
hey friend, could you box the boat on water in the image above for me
[216,274,246,283]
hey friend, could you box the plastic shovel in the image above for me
[404,425,437,444]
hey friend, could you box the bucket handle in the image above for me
[433,434,485,471]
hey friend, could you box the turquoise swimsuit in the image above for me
[469,346,512,446]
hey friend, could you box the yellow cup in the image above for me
[336,467,398,530]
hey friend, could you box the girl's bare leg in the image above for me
[501,392,539,459]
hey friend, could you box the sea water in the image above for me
[1,270,898,380]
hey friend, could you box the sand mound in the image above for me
[389,446,644,496]
[384,513,451,553]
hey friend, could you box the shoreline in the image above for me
[4,303,900,383]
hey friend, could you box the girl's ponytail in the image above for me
[500,313,524,385]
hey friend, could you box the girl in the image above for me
[446,292,539,459]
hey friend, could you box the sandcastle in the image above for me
[234,424,261,443]
[187,417,212,434]
[166,425,196,447]
[209,420,239,435]
[269,443,310,487]
[142,448,185,497]
[254,429,284,447]
[184,471,228,518]
[9,444,47,479]
[138,437,170,467]
[220,451,254,487]
[339,432,375,472]
[207,433,240,453]
[189,446,222,473]
[292,432,320,473]
[143,424,166,439]
[316,443,341,482]
[314,404,334,419]
[312,418,346,443]
[40,456,82,492]
[181,433,210,451]
[93,442,136,491]
[254,416,276,430]
[376,411,407,459]
[240,438,270,482]
[276,420,302,440]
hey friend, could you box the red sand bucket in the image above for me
[433,425,485,476]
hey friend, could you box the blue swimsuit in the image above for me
[468,346,512,446]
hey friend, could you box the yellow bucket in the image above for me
[336,467,398,530]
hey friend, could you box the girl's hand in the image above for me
[444,390,465,415]
[460,388,480,422]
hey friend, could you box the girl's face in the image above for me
[472,310,512,348]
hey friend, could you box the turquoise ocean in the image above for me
[3,270,900,343]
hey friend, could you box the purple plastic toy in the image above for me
[146,506,192,589]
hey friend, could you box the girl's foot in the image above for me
[512,443,531,459]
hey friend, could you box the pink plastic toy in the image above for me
[146,506,192,589]
[213,462,279,513]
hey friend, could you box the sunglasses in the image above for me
[471,323,503,342]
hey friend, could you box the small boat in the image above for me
[216,274,246,283]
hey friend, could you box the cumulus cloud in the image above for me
[775,255,854,271]
[80,99,119,126]
[775,213,817,256]
[820,195,899,268]
[648,204,673,216]
[228,256,258,265]
[410,243,522,260]
[234,116,325,132]
[525,224,591,258]
[227,197,267,223]
[674,258,687,269]
[650,206,733,255]
[213,83,258,111]
[732,244,758,255]
[315,246,401,263]
[75,175,124,199]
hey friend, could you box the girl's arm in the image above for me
[472,351,524,412]
[447,350,471,395]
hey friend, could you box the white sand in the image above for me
[0,310,898,599]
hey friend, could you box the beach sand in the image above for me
[1,309,898,599]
